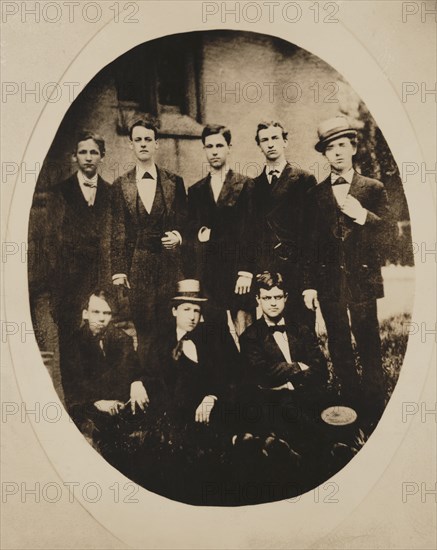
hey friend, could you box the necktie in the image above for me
[98,338,105,357]
[268,169,279,187]
[332,176,347,186]
[269,324,287,333]
[142,172,154,180]
[83,180,97,188]
[171,333,189,361]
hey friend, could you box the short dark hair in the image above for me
[74,131,105,157]
[201,124,232,146]
[82,288,116,313]
[129,119,159,140]
[255,121,288,145]
[255,271,285,296]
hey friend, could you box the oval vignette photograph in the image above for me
[28,30,414,507]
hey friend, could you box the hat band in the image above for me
[319,126,356,141]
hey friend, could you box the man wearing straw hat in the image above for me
[303,116,389,417]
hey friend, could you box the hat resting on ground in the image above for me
[315,116,358,152]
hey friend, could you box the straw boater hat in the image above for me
[172,279,207,303]
[315,116,358,152]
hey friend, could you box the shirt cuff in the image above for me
[354,208,368,225]
[205,395,218,402]
[171,230,182,244]
[237,271,253,279]
[302,289,317,296]
[112,273,127,281]
[297,362,310,371]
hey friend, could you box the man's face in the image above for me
[82,295,112,336]
[130,126,158,163]
[256,286,287,320]
[203,133,230,170]
[257,126,287,162]
[323,137,356,174]
[172,302,201,333]
[73,139,103,178]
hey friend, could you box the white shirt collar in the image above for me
[176,327,187,341]
[136,163,157,182]
[209,165,230,182]
[264,315,286,327]
[77,171,98,185]
[265,159,287,177]
[331,168,354,185]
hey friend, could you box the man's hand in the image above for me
[130,381,149,414]
[161,231,180,249]
[302,289,319,311]
[94,400,125,416]
[198,226,211,243]
[195,395,217,424]
[340,195,367,223]
[113,275,130,288]
[234,275,252,295]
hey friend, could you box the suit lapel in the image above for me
[158,167,175,213]
[93,175,108,214]
[120,168,138,219]
[259,318,288,363]
[216,169,245,207]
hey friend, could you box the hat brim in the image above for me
[315,129,357,152]
[171,296,208,303]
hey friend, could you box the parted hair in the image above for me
[81,288,116,313]
[255,121,288,145]
[74,131,106,157]
[255,272,285,295]
[129,119,159,140]
[201,124,232,146]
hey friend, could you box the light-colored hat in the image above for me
[315,116,357,152]
[172,279,207,302]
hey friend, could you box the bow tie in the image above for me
[332,177,348,186]
[142,171,154,180]
[269,324,287,333]
[171,333,191,361]
[268,169,280,176]
[83,179,97,188]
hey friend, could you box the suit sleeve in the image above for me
[240,328,301,388]
[362,181,389,227]
[111,179,128,276]
[302,187,319,291]
[289,326,328,389]
[237,178,257,275]
[173,176,188,236]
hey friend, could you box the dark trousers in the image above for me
[319,296,385,405]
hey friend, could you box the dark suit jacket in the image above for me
[141,321,237,419]
[186,170,256,305]
[303,172,389,302]
[239,316,328,391]
[111,166,187,277]
[47,173,112,324]
[61,323,140,413]
[253,163,317,292]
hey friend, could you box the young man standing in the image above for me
[303,116,389,416]
[48,132,112,369]
[111,120,188,360]
[253,121,317,327]
[187,124,256,336]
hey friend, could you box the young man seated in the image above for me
[238,272,331,455]
[60,289,147,442]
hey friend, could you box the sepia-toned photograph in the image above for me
[27,29,416,507]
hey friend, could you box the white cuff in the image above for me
[205,394,218,402]
[112,273,127,281]
[237,271,253,279]
[198,226,211,242]
[297,362,310,371]
[302,289,317,296]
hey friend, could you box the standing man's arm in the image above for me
[235,178,256,294]
[162,176,187,249]
[302,187,320,311]
[111,181,130,287]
